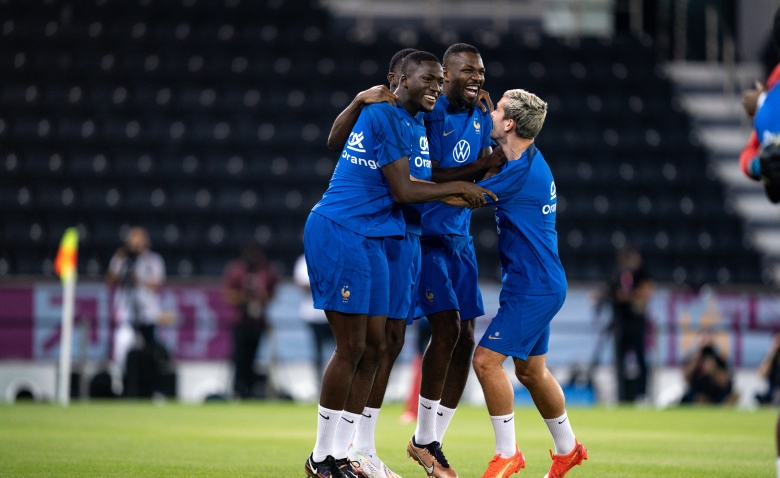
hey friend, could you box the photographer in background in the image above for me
[680,333,735,405]
[106,226,166,395]
[223,242,278,398]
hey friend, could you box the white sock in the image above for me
[331,410,361,459]
[352,407,380,454]
[543,411,576,455]
[312,405,343,462]
[435,405,456,443]
[414,396,440,445]
[490,412,517,458]
[776,457,780,478]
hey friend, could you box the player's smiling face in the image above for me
[403,61,444,113]
[444,52,485,109]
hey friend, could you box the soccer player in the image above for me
[469,89,587,478]
[324,47,499,478]
[407,43,506,477]
[303,52,496,478]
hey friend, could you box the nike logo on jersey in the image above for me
[443,130,455,136]
[421,404,432,410]
[342,417,354,423]
[504,417,514,423]
[319,413,329,420]
[487,335,502,340]
[362,413,372,418]
[558,417,568,425]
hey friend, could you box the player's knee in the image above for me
[336,337,367,363]
[360,331,386,363]
[432,320,461,348]
[385,329,405,359]
[456,328,475,352]
[515,366,544,388]
[471,350,492,378]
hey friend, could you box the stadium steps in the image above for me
[667,61,780,284]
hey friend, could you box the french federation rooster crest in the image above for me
[425,289,434,304]
[341,285,350,303]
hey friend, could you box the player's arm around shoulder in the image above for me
[326,85,398,152]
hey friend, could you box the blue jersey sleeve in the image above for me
[369,105,412,168]
[424,109,445,163]
[478,159,531,206]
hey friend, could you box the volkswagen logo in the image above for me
[452,140,471,163]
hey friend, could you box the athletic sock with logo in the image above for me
[543,411,576,455]
[435,404,456,443]
[331,410,362,459]
[414,396,440,445]
[490,412,517,458]
[352,406,380,455]
[312,405,343,462]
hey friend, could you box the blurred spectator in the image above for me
[293,254,332,386]
[680,334,735,404]
[609,247,654,402]
[106,226,167,396]
[223,242,278,398]
[757,334,780,405]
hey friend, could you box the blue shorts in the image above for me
[385,232,421,323]
[416,234,484,320]
[303,212,389,317]
[479,290,566,360]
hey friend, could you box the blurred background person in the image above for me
[105,226,167,397]
[293,253,332,387]
[609,246,654,403]
[223,242,278,398]
[680,333,735,404]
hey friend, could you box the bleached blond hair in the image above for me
[502,89,547,139]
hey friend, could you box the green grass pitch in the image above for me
[0,402,774,477]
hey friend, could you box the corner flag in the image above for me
[55,228,79,406]
[54,227,79,284]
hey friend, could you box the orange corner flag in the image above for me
[54,227,79,284]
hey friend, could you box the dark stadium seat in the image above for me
[0,2,761,283]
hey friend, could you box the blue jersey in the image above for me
[403,113,433,235]
[421,95,493,237]
[478,145,568,295]
[312,103,414,238]
[755,86,780,147]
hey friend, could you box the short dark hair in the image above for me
[443,43,481,66]
[389,48,418,74]
[400,51,440,76]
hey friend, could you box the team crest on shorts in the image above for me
[425,289,434,304]
[341,285,350,303]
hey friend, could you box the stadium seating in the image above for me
[0,0,762,284]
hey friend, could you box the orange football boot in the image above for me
[480,445,526,478]
[543,440,587,478]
